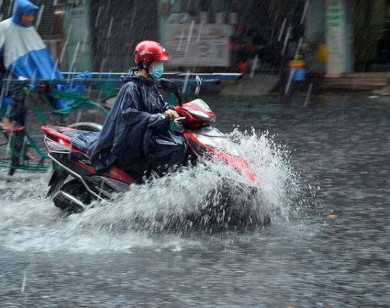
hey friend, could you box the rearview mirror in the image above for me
[195,75,202,98]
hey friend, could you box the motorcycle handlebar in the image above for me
[147,114,186,129]
[174,117,186,124]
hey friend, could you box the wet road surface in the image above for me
[1,94,389,307]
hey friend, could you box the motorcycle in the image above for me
[41,78,270,229]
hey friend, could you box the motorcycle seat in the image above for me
[70,131,100,155]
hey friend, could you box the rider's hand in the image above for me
[164,109,179,120]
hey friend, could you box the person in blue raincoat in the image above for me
[0,0,63,133]
[0,0,89,168]
[87,40,186,178]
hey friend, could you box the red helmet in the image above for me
[134,40,170,64]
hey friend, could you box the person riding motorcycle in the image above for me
[87,40,186,178]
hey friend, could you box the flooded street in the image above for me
[1,94,390,307]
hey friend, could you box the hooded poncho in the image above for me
[0,0,62,79]
[73,69,185,175]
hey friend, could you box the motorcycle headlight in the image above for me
[193,134,239,156]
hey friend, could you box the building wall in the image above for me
[89,0,158,72]
[306,0,353,74]
[157,0,296,70]
[344,0,353,73]
[305,0,325,43]
[64,0,92,71]
[352,0,388,71]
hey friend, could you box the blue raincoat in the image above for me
[0,0,62,80]
[0,0,90,125]
[75,69,186,177]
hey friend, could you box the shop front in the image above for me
[158,0,291,73]
[307,0,390,74]
[352,0,390,72]
[89,0,158,72]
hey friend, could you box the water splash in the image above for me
[229,128,303,220]
[60,128,307,233]
[0,129,305,252]
[0,174,187,252]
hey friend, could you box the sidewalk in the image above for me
[219,74,280,97]
[324,73,390,92]
[216,73,390,97]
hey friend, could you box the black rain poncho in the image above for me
[74,69,185,177]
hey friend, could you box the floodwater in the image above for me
[1,94,389,307]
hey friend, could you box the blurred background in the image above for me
[1,0,390,74]
[1,1,390,307]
